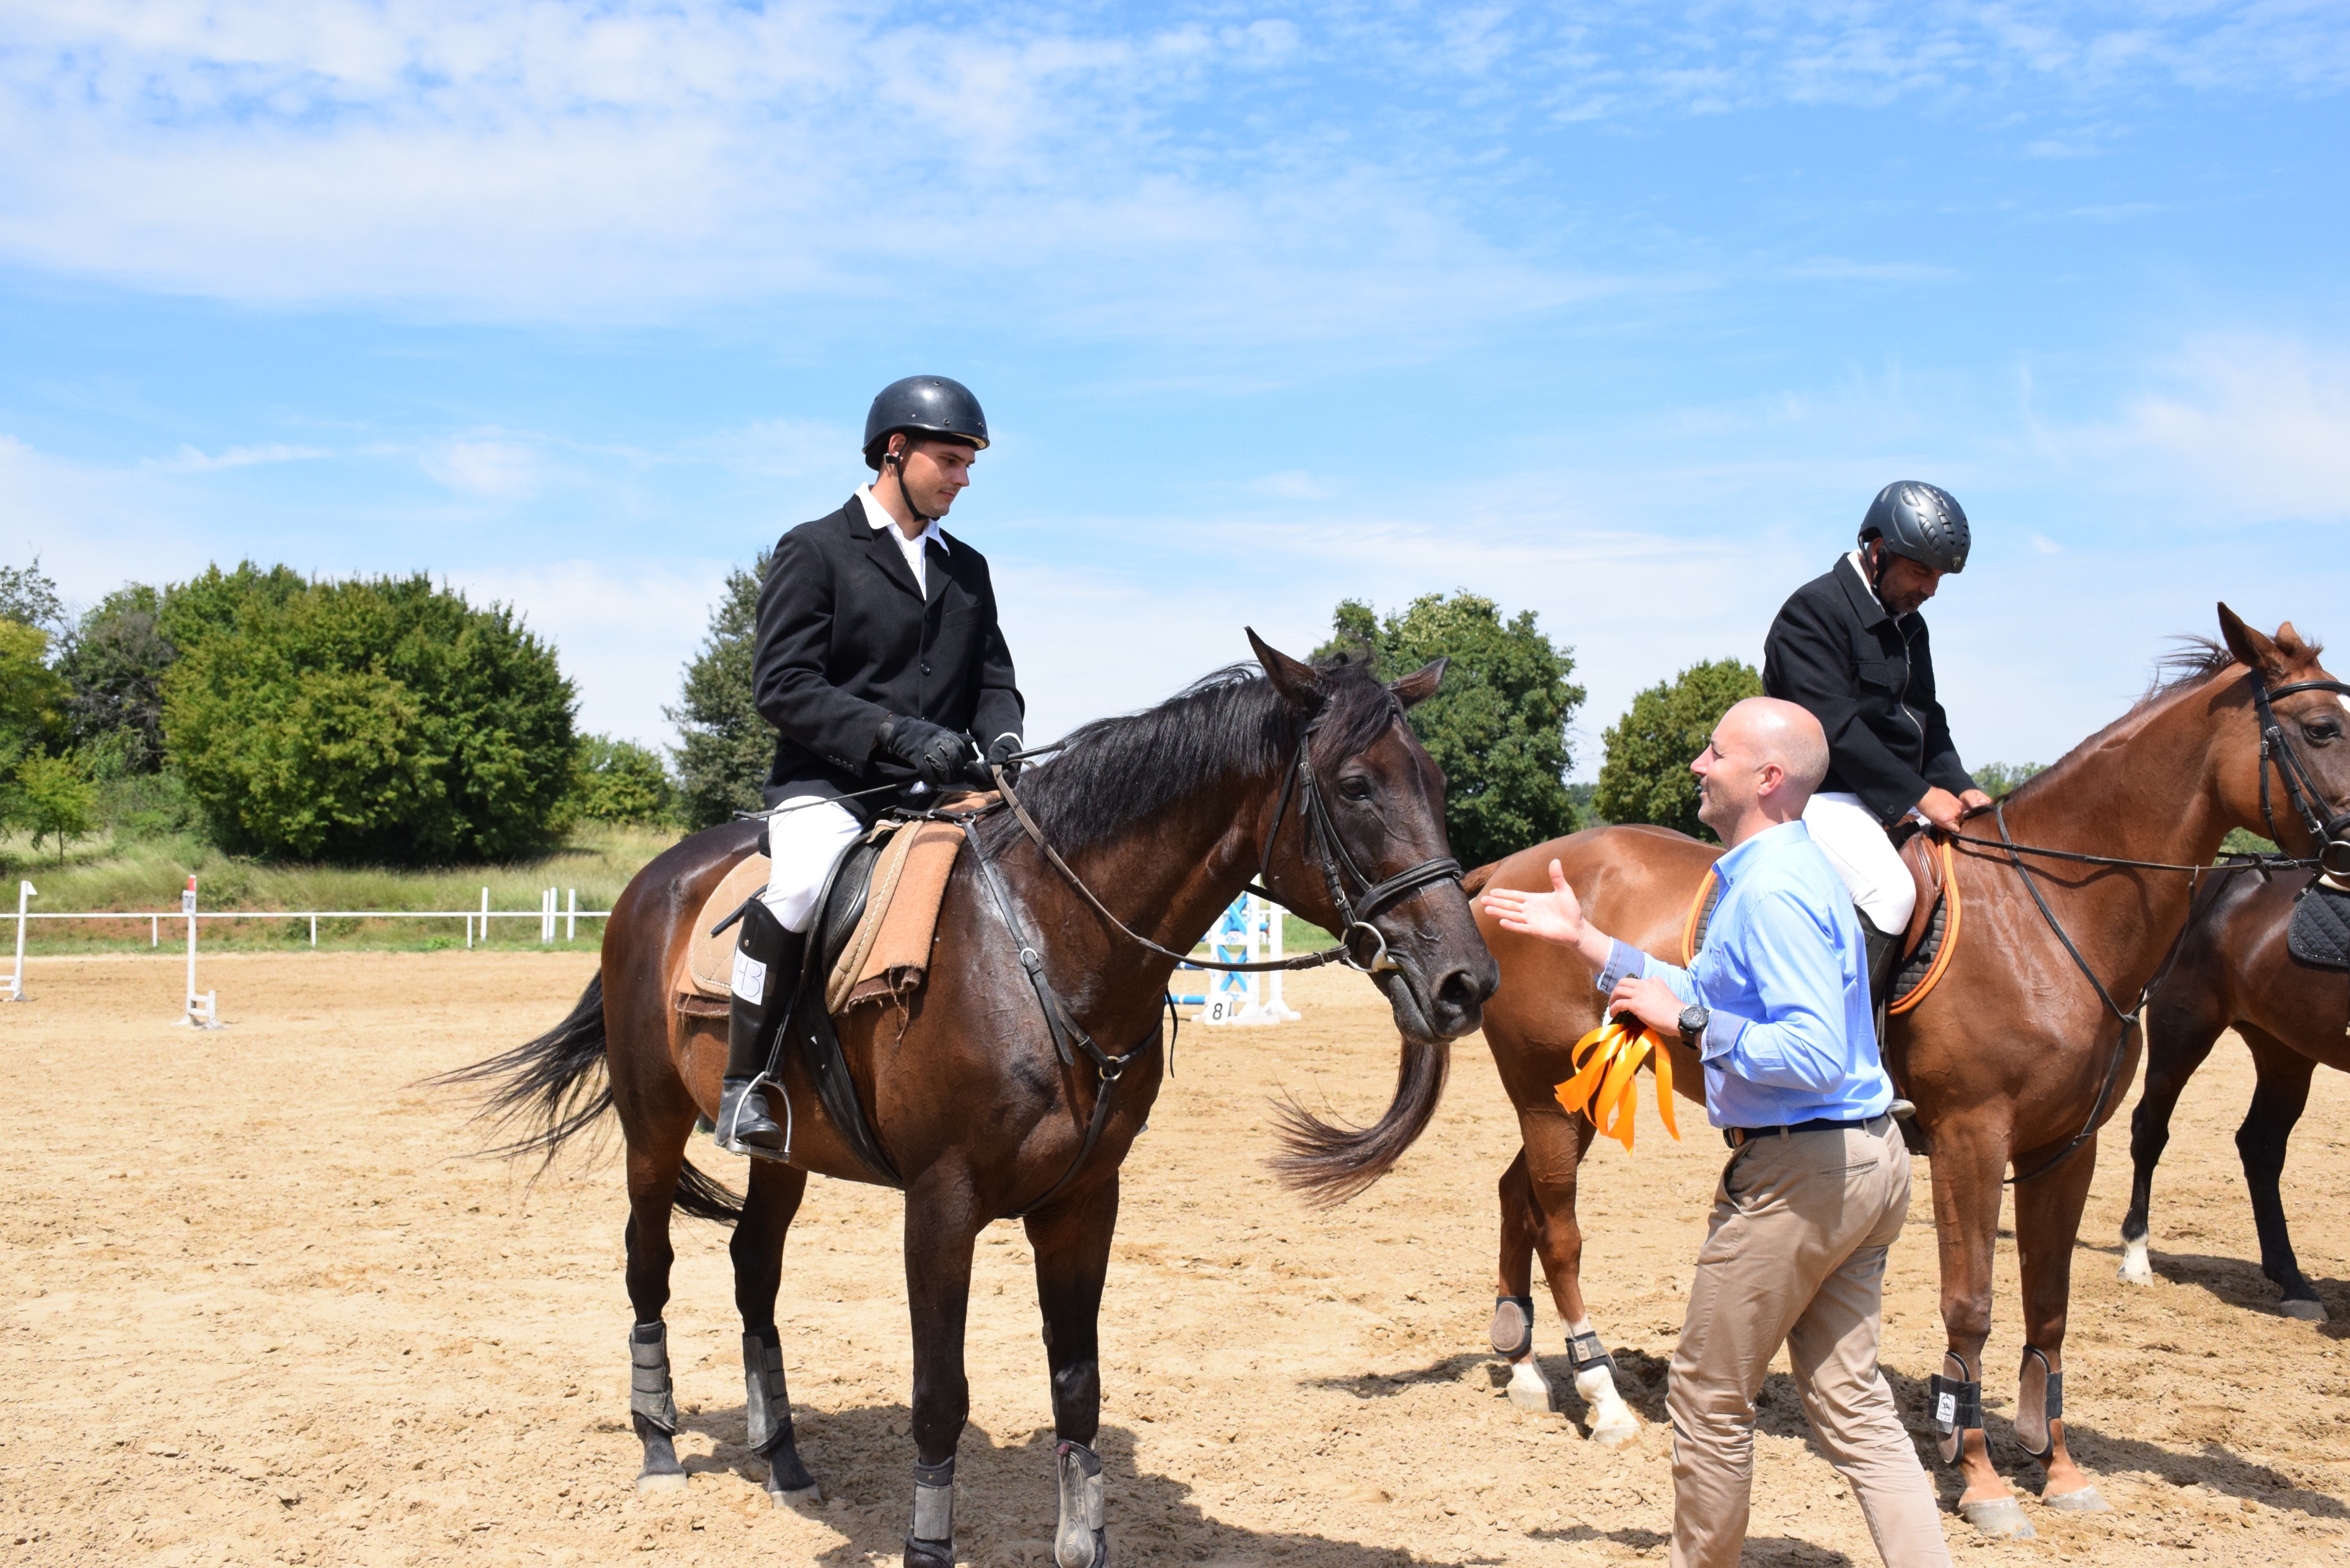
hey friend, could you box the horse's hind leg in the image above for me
[622,1113,698,1493]
[1493,1148,1554,1413]
[2013,1129,2107,1511]
[2237,1029,2324,1319]
[732,1158,821,1502]
[1518,1106,1637,1447]
[1028,1175,1121,1568]
[2122,995,2224,1284]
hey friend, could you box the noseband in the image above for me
[2249,674,2350,879]
[1247,709,1465,973]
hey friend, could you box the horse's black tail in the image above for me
[430,972,745,1224]
[1265,1036,1452,1207]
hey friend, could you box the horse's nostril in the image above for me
[1436,967,1483,1013]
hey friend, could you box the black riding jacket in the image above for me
[1761,553,1974,825]
[751,492,1024,818]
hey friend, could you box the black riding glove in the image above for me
[956,733,1021,792]
[878,716,976,790]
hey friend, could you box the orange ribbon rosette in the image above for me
[1554,1016,1680,1153]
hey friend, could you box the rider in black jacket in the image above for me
[717,376,1026,1157]
[1762,482,1990,988]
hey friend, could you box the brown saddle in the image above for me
[675,816,967,1019]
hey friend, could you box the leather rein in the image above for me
[1937,670,2349,1185]
[943,705,1463,1216]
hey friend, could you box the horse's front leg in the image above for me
[1516,1105,1638,1446]
[2237,1030,2324,1319]
[1027,1173,1121,1568]
[2121,998,2222,1285]
[903,1169,984,1568]
[2013,1128,2107,1510]
[1928,1122,2036,1538]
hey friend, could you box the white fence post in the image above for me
[178,876,221,1028]
[309,914,318,948]
[566,888,578,942]
[5,880,33,1002]
[480,887,490,949]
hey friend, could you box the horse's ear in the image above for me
[1391,656,1447,709]
[2273,620,2318,668]
[2219,603,2287,679]
[1247,628,1321,709]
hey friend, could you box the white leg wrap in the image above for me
[2117,1236,2152,1284]
[912,1481,953,1542]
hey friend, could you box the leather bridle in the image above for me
[1239,706,1465,974]
[990,702,1464,978]
[2249,673,2350,879]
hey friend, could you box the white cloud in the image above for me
[148,442,330,472]
[2051,336,2350,524]
[445,558,733,749]
[421,435,545,500]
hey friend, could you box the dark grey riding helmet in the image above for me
[1859,480,1970,573]
[862,376,990,471]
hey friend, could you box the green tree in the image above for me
[1594,659,1765,841]
[1315,592,1586,868]
[10,749,97,863]
[57,584,175,771]
[1971,761,2044,798]
[157,561,308,652]
[0,619,68,773]
[163,572,578,863]
[0,557,65,633]
[670,553,775,831]
[573,734,677,825]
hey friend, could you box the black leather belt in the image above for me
[1724,1112,1893,1150]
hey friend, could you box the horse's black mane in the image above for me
[989,653,1401,855]
[2145,636,2239,701]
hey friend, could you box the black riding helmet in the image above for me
[1859,480,1970,574]
[862,376,989,471]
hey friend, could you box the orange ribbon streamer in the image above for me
[1554,1017,1683,1152]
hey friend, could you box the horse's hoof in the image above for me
[2280,1296,2329,1322]
[1586,1411,1642,1451]
[2118,1238,2153,1285]
[1505,1362,1556,1413]
[2042,1484,2108,1512]
[1959,1496,2036,1538]
[764,1478,822,1508]
[636,1467,689,1494]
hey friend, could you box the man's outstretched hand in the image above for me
[1478,859,1589,948]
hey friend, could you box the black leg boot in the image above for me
[716,898,805,1159]
[1861,913,1902,1032]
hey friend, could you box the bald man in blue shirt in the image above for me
[1483,697,1947,1568]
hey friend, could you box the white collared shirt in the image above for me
[858,484,949,595]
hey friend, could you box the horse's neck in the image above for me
[1061,776,1270,965]
[1990,679,2235,979]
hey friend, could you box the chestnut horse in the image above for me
[1276,607,2350,1539]
[452,637,1496,1568]
[2121,864,2349,1321]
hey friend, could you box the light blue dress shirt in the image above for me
[1594,819,1892,1130]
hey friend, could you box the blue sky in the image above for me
[4,2,2346,777]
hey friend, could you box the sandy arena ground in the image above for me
[7,950,2350,1567]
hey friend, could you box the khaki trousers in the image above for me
[1667,1121,1949,1568]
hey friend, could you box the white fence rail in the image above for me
[8,887,610,950]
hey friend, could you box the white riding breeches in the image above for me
[759,797,865,935]
[1801,791,1917,936]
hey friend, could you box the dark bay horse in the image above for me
[451,635,1496,1568]
[2121,866,2350,1320]
[1276,607,2350,1539]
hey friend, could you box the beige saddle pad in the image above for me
[681,819,966,1013]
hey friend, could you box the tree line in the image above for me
[3,549,2040,870]
[0,559,670,865]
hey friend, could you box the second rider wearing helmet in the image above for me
[1761,481,1991,1004]
[715,375,1026,1156]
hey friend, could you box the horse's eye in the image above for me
[2306,721,2342,745]
[1339,776,1375,801]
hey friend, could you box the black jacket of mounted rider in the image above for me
[751,492,1024,821]
[1762,553,1974,825]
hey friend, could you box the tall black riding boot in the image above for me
[1859,911,1903,1035]
[717,898,805,1159]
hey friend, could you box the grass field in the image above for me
[0,823,1338,956]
